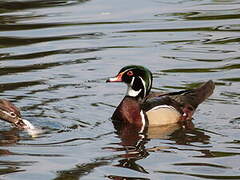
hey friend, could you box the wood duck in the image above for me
[0,99,34,129]
[106,65,215,131]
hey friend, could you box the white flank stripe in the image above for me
[139,76,146,97]
[140,110,146,133]
[149,105,177,112]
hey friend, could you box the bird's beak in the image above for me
[13,118,28,129]
[106,72,123,83]
[15,118,41,137]
[14,118,35,130]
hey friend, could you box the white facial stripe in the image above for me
[148,74,152,92]
[130,77,135,86]
[122,68,135,75]
[139,110,146,133]
[138,76,146,97]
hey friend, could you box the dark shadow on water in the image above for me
[0,129,33,175]
[0,128,20,146]
[0,57,100,76]
[169,122,210,145]
[0,0,91,32]
[0,33,104,48]
[0,0,89,13]
[107,175,150,180]
[0,166,24,176]
[54,160,109,180]
[0,80,44,94]
[0,21,141,32]
[162,63,240,73]
[156,8,240,21]
[156,170,240,179]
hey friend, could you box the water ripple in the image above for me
[162,63,240,73]
[156,170,240,179]
[0,33,104,48]
[0,57,100,76]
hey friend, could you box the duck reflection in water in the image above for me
[0,128,20,147]
[111,121,182,175]
[108,120,210,179]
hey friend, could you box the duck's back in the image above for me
[142,80,215,126]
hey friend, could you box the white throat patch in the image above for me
[126,76,146,97]
[127,86,142,97]
[126,77,142,97]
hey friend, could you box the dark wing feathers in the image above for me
[143,80,215,113]
[170,80,215,109]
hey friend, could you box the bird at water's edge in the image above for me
[106,65,215,132]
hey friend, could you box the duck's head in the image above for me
[0,99,29,129]
[106,65,153,99]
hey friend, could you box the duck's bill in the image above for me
[0,115,42,137]
[106,73,123,83]
[19,119,43,137]
[13,118,32,129]
[21,119,35,130]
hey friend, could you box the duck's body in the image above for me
[107,65,215,130]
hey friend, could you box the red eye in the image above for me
[127,71,134,76]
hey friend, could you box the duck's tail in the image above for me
[178,80,215,109]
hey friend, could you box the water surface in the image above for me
[0,0,240,179]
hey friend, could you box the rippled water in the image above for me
[0,0,239,179]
